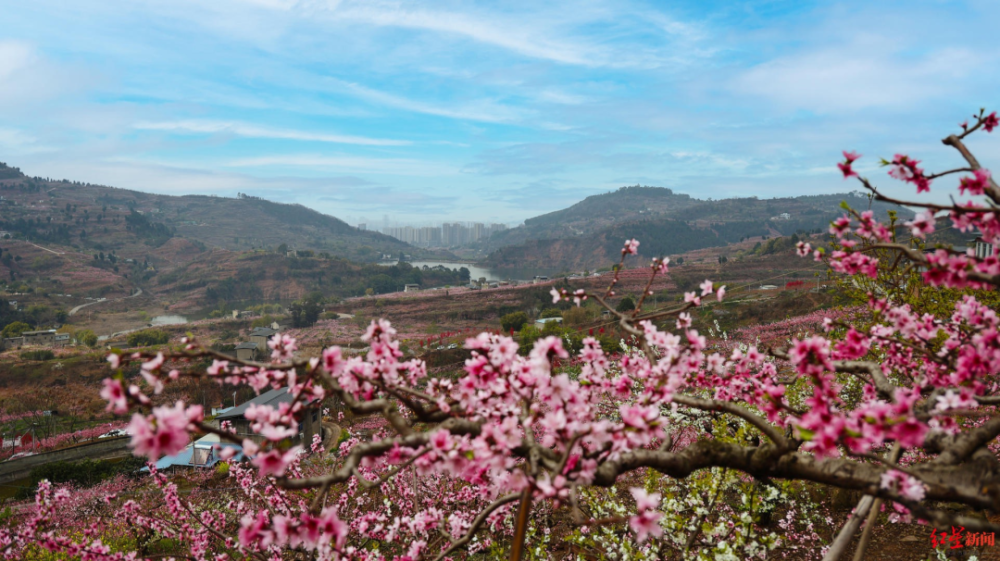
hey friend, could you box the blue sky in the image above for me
[1,0,998,224]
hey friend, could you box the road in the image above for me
[68,287,143,316]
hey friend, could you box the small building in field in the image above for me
[234,342,258,361]
[249,327,277,352]
[403,284,421,292]
[232,310,258,319]
[1,337,23,351]
[216,387,321,446]
[534,317,563,329]
[53,333,70,347]
[22,330,57,346]
[149,433,246,473]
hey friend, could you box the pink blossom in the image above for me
[623,238,640,255]
[100,378,128,415]
[904,211,936,238]
[699,279,714,296]
[128,401,203,460]
[984,111,999,133]
[880,470,926,502]
[252,446,302,477]
[959,168,992,196]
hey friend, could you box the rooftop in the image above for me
[217,387,293,420]
[250,327,277,337]
[235,342,259,350]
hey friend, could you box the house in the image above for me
[403,284,420,292]
[22,330,57,346]
[107,341,129,350]
[149,433,246,473]
[534,317,563,329]
[974,237,995,259]
[232,310,258,319]
[53,333,70,347]
[532,276,550,284]
[2,337,24,350]
[216,387,321,446]
[234,342,258,361]
[249,327,277,351]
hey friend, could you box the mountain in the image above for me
[0,168,443,262]
[483,188,913,270]
[486,186,699,248]
[0,164,465,313]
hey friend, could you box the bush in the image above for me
[500,311,529,333]
[127,329,169,347]
[615,296,636,313]
[251,315,276,328]
[75,329,98,348]
[561,306,593,327]
[539,308,563,319]
[20,350,54,361]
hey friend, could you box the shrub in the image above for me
[615,295,636,312]
[20,350,54,361]
[75,329,98,348]
[500,311,529,333]
[126,329,169,347]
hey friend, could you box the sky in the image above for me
[1,0,998,225]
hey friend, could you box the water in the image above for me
[150,315,188,326]
[378,261,564,283]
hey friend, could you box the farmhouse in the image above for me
[216,387,321,446]
[149,433,245,473]
[403,284,420,292]
[234,341,258,361]
[249,327,277,352]
[22,330,57,346]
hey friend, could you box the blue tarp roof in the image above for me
[146,434,244,471]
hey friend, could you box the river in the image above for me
[378,261,565,283]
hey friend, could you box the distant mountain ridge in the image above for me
[484,187,912,270]
[488,185,698,248]
[0,167,444,263]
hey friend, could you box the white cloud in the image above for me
[225,153,460,176]
[735,43,983,112]
[335,80,527,123]
[133,120,411,146]
[0,41,36,81]
[332,3,597,66]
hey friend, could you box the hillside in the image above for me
[487,185,699,247]
[0,164,471,328]
[484,189,912,270]
[0,169,444,263]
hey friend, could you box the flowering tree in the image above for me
[3,111,1000,560]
